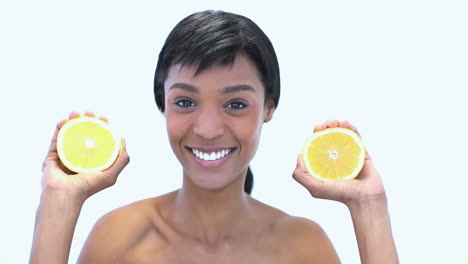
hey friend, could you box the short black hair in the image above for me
[153,10,280,112]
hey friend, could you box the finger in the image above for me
[338,120,350,129]
[292,159,327,199]
[293,167,352,201]
[337,120,360,135]
[87,138,130,191]
[46,119,67,155]
[326,120,339,128]
[43,118,72,173]
[101,138,130,178]
[84,111,96,117]
[348,123,360,135]
[293,154,310,180]
[292,154,317,188]
[354,153,376,182]
[293,169,321,193]
[98,116,109,123]
[292,154,309,180]
[293,154,352,200]
[314,123,327,132]
[69,111,81,119]
[344,121,358,134]
[293,154,307,174]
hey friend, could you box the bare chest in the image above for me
[118,235,292,264]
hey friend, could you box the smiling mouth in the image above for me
[187,147,236,161]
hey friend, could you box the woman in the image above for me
[30,10,398,263]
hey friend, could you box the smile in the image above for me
[191,148,232,161]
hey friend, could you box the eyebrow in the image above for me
[222,85,256,94]
[169,83,199,93]
[169,83,256,95]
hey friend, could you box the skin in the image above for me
[30,54,398,263]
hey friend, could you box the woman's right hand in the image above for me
[41,112,130,201]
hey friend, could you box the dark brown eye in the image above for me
[174,98,196,108]
[225,101,247,110]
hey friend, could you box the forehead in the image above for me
[164,53,264,94]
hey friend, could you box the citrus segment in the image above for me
[57,116,120,173]
[302,127,365,181]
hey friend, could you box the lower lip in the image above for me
[190,149,234,168]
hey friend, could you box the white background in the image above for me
[1,0,467,263]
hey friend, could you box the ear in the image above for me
[263,99,276,123]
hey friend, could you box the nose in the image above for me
[193,107,225,140]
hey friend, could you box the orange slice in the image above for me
[302,127,365,181]
[57,116,120,173]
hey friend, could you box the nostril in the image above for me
[193,117,225,140]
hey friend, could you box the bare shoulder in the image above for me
[77,192,174,263]
[251,198,332,242]
[275,214,341,263]
[251,199,341,263]
[276,215,328,243]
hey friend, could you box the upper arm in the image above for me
[77,206,149,263]
[279,216,341,264]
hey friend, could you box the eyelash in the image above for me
[174,98,196,108]
[225,100,248,110]
[172,98,248,112]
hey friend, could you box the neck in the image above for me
[170,172,253,244]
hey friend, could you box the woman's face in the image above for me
[164,53,275,191]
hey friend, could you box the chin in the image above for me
[184,169,239,192]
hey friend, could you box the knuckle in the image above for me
[101,173,117,186]
[106,175,118,186]
[291,170,302,181]
[291,172,298,181]
[120,151,130,162]
[308,188,322,198]
[308,191,318,198]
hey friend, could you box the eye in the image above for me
[174,98,196,108]
[225,100,247,110]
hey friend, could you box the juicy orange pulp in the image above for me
[302,127,366,181]
[57,116,120,173]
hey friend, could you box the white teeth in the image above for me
[191,148,231,161]
[209,153,216,160]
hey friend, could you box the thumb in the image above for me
[292,154,347,201]
[85,138,131,195]
[101,138,130,178]
[42,119,68,172]
[292,154,323,194]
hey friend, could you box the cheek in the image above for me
[166,112,189,146]
[235,111,264,146]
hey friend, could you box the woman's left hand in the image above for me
[293,120,387,207]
